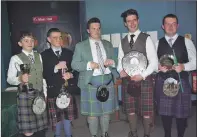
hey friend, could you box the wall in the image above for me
[1,2,12,90]
[85,1,196,45]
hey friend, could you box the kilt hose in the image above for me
[121,75,155,117]
[47,95,78,131]
[17,91,48,134]
[155,75,192,118]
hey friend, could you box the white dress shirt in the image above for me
[87,38,113,76]
[7,49,47,97]
[51,46,62,73]
[117,29,158,79]
[155,33,196,71]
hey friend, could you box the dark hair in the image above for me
[19,31,34,41]
[162,14,178,25]
[87,17,101,29]
[47,28,61,37]
[121,9,139,22]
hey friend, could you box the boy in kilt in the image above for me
[41,28,78,137]
[71,17,119,137]
[7,31,48,137]
[155,14,196,137]
[117,9,158,137]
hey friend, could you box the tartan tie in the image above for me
[168,38,173,47]
[130,34,135,49]
[28,54,34,64]
[95,42,105,73]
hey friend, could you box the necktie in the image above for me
[55,50,61,58]
[95,42,105,73]
[168,38,173,47]
[28,54,35,64]
[130,34,135,49]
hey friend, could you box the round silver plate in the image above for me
[122,51,147,76]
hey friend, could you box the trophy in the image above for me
[15,63,33,92]
[122,51,148,97]
[159,54,174,70]
[56,67,71,109]
[122,51,148,76]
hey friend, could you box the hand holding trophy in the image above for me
[16,63,33,92]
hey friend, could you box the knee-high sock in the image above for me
[143,117,152,136]
[128,114,138,134]
[55,121,62,137]
[100,115,110,136]
[161,115,173,137]
[176,118,187,137]
[87,117,99,136]
[63,119,72,137]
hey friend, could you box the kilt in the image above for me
[121,75,154,116]
[80,75,119,116]
[47,95,78,131]
[17,91,48,133]
[155,75,192,118]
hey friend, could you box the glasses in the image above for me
[51,36,62,41]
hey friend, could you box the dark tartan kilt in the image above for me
[17,91,48,133]
[155,75,192,118]
[47,95,78,131]
[121,75,155,116]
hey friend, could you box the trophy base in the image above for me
[19,83,34,92]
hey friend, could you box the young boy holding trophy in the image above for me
[7,31,48,137]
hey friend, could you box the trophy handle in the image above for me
[15,62,21,72]
[62,68,68,87]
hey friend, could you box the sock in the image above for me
[176,118,187,137]
[128,114,138,136]
[143,117,152,136]
[161,115,173,137]
[87,117,99,136]
[100,115,110,136]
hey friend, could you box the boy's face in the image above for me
[47,32,62,47]
[124,15,139,33]
[18,36,35,52]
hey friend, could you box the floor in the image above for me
[46,95,196,137]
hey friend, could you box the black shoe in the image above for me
[101,132,109,137]
[128,131,138,137]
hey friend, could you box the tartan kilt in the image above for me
[121,75,154,116]
[47,95,78,131]
[80,76,119,116]
[155,75,192,118]
[17,91,48,133]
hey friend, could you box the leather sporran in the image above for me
[125,77,141,97]
[96,85,109,102]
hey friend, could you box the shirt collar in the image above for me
[89,37,101,45]
[22,49,34,56]
[165,33,178,42]
[128,29,141,37]
[51,45,62,53]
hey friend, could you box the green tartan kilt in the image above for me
[80,76,119,116]
[17,91,48,133]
